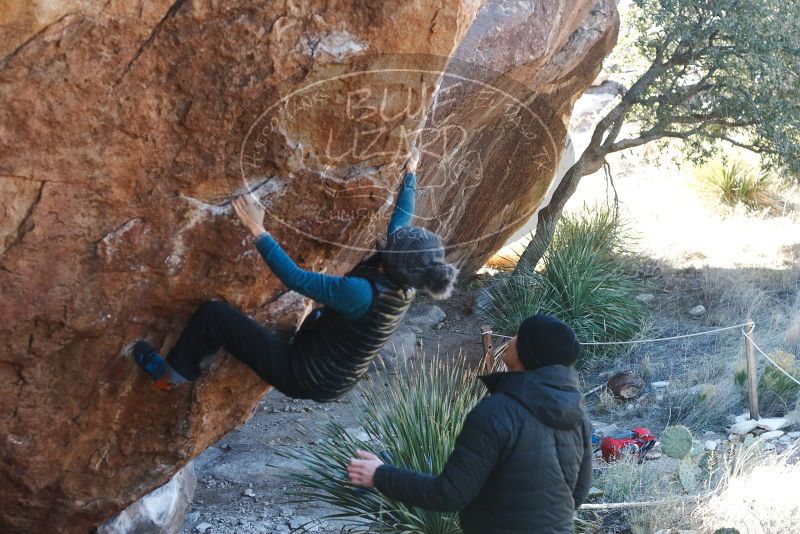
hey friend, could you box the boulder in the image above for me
[759,430,784,441]
[757,418,789,432]
[730,419,759,435]
[0,0,618,530]
[607,371,645,399]
[374,326,418,371]
[97,463,196,534]
[734,413,751,424]
[415,0,619,272]
[689,305,707,317]
[404,304,447,329]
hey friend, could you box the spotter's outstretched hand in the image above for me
[348,450,384,488]
[232,195,267,237]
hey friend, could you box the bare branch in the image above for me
[607,126,768,155]
[708,135,771,154]
[606,133,665,153]
[670,116,756,128]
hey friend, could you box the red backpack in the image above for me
[599,427,656,462]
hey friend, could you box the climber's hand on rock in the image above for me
[232,195,266,237]
[347,450,383,488]
[404,146,421,173]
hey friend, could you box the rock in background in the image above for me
[98,464,197,534]
[0,0,617,531]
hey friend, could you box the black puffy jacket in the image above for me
[374,366,593,534]
[289,273,415,402]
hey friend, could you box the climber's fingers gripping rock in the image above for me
[232,195,267,237]
[404,146,421,174]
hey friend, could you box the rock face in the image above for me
[0,0,617,531]
[420,0,619,272]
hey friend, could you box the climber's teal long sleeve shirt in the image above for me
[255,172,416,320]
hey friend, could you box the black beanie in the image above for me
[516,315,581,371]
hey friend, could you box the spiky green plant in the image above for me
[757,351,800,416]
[278,357,484,533]
[696,158,777,211]
[481,207,645,362]
[733,351,800,416]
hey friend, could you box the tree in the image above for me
[515,0,800,273]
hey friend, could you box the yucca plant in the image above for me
[481,207,645,362]
[734,351,800,416]
[278,357,484,533]
[696,158,777,211]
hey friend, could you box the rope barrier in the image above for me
[579,494,702,511]
[742,328,800,387]
[490,321,754,346]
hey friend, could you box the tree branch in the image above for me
[670,116,756,128]
[708,135,771,154]
[601,115,626,149]
[586,58,670,152]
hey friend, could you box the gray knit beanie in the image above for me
[382,226,459,299]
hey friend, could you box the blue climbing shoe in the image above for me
[132,340,173,391]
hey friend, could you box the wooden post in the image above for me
[480,325,494,372]
[744,321,759,420]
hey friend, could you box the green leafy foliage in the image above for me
[278,357,483,534]
[660,425,693,459]
[481,207,645,363]
[607,0,800,176]
[516,0,799,283]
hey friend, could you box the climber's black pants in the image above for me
[167,300,306,397]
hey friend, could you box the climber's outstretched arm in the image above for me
[387,172,416,235]
[232,196,372,320]
[254,235,371,319]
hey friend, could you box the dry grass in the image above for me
[588,454,695,533]
[695,443,800,534]
[539,146,800,271]
[694,158,782,213]
[785,294,800,353]
[588,441,800,534]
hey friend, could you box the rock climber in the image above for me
[131,162,459,402]
[348,315,594,534]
